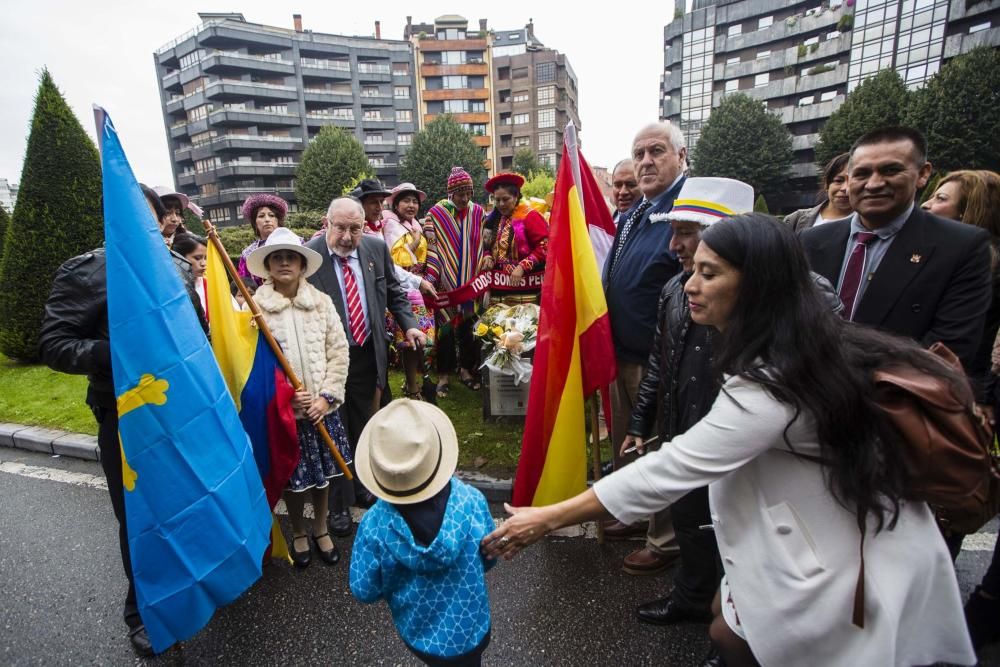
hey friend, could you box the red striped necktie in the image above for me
[339,255,369,346]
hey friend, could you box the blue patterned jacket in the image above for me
[349,478,496,657]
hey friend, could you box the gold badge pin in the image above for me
[910,254,922,264]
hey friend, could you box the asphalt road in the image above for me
[1,447,998,666]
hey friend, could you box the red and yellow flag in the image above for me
[512,125,618,506]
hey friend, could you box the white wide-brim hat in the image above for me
[246,227,322,279]
[356,399,459,505]
[664,177,755,226]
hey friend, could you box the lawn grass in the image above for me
[0,354,96,435]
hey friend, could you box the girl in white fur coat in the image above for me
[247,228,351,568]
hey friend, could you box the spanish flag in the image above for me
[513,124,618,506]
[205,241,299,560]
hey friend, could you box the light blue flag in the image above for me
[95,108,271,654]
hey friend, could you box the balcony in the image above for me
[204,161,299,180]
[719,7,844,52]
[715,34,851,81]
[202,51,295,76]
[169,121,188,138]
[420,64,490,77]
[204,79,298,102]
[358,92,395,106]
[207,108,301,127]
[300,57,353,79]
[193,186,296,208]
[422,88,490,101]
[357,62,391,75]
[162,70,181,90]
[305,114,355,130]
[173,145,193,161]
[303,88,355,105]
[210,134,304,152]
[177,170,197,186]
[418,38,488,52]
[166,96,185,113]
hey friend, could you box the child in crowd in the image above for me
[349,399,496,666]
[231,275,258,311]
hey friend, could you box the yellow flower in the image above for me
[491,325,504,338]
[475,322,488,337]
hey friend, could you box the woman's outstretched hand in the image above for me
[481,503,551,561]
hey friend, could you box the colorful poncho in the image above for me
[425,199,486,307]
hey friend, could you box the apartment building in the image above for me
[154,13,417,226]
[660,0,1000,210]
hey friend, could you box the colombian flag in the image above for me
[512,125,618,506]
[205,241,299,559]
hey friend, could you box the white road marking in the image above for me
[0,461,108,491]
[1,460,996,549]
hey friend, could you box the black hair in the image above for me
[822,153,850,189]
[172,232,206,258]
[850,126,928,167]
[700,213,962,531]
[231,274,258,297]
[391,191,422,216]
[139,183,166,221]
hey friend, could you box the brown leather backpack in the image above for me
[874,342,1000,535]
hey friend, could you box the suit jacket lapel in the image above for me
[805,222,851,286]
[853,208,936,326]
[358,239,379,324]
[310,238,349,327]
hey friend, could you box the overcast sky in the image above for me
[0,1,675,187]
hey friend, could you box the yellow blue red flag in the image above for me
[96,108,271,653]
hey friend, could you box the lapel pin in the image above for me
[368,261,374,272]
[910,254,922,264]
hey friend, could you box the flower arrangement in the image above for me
[474,303,540,384]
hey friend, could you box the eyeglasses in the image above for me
[331,224,363,235]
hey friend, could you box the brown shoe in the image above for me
[603,520,648,540]
[623,547,678,576]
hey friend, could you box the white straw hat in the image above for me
[245,227,322,279]
[664,177,755,227]
[356,399,459,505]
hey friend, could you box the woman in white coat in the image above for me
[482,214,976,667]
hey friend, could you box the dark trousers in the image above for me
[982,532,1000,596]
[670,486,722,611]
[436,315,478,376]
[94,405,141,631]
[408,630,490,666]
[333,338,378,511]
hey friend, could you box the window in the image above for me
[970,21,990,33]
[179,50,202,69]
[500,112,512,125]
[513,92,529,103]
[444,100,467,113]
[187,105,208,121]
[514,136,531,147]
[757,50,771,59]
[820,90,837,102]
[398,133,413,145]
[207,208,227,223]
[804,36,819,46]
[498,66,510,80]
[258,104,287,114]
[195,157,220,173]
[200,183,218,196]
[363,110,383,121]
[538,131,556,150]
[394,86,409,99]
[537,86,555,105]
[513,67,529,79]
[758,16,773,29]
[397,110,413,122]
[539,153,556,169]
[499,89,511,103]
[443,75,467,89]
[369,156,385,167]
[470,100,486,113]
[798,95,814,106]
[364,132,383,144]
[513,113,530,125]
[436,28,465,40]
[442,51,466,64]
[536,61,556,83]
[392,62,410,75]
[727,24,742,36]
[332,108,354,119]
[461,123,487,136]
[538,108,555,128]
[361,86,381,97]
[754,73,769,88]
[727,56,740,65]
[725,79,739,92]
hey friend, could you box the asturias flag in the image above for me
[97,108,271,653]
[513,124,618,506]
[205,240,299,559]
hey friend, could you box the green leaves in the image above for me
[0,70,103,361]
[400,116,489,210]
[815,69,908,166]
[294,126,372,211]
[691,93,794,203]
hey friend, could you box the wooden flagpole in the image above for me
[589,393,605,544]
[202,220,353,480]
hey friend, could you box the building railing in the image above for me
[170,120,188,129]
[209,108,299,118]
[206,79,297,92]
[306,110,355,119]
[212,134,303,144]
[304,87,354,96]
[219,160,300,168]
[209,49,292,64]
[357,62,391,74]
[301,57,351,71]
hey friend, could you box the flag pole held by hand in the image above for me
[202,220,353,480]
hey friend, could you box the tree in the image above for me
[754,194,770,214]
[294,126,371,210]
[814,69,910,166]
[904,47,1000,173]
[690,94,794,204]
[512,147,552,178]
[521,171,555,200]
[0,204,9,261]
[0,70,103,361]
[400,116,488,208]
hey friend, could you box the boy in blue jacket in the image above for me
[350,399,496,665]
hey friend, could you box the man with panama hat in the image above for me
[350,399,496,665]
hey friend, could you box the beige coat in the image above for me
[594,374,975,667]
[254,278,349,415]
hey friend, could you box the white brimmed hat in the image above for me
[246,227,322,279]
[356,399,459,505]
[665,177,754,226]
[152,185,190,210]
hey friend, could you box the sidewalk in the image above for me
[0,421,514,503]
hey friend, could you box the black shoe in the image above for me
[128,625,154,658]
[966,585,1000,650]
[329,510,353,537]
[636,595,713,625]
[311,533,341,566]
[699,647,726,667]
[291,534,312,569]
[355,489,377,509]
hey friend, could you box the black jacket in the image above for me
[39,247,207,408]
[629,271,843,441]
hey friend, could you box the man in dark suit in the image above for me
[801,126,991,378]
[306,197,424,529]
[611,158,641,226]
[602,122,686,573]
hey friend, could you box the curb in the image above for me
[0,422,514,501]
